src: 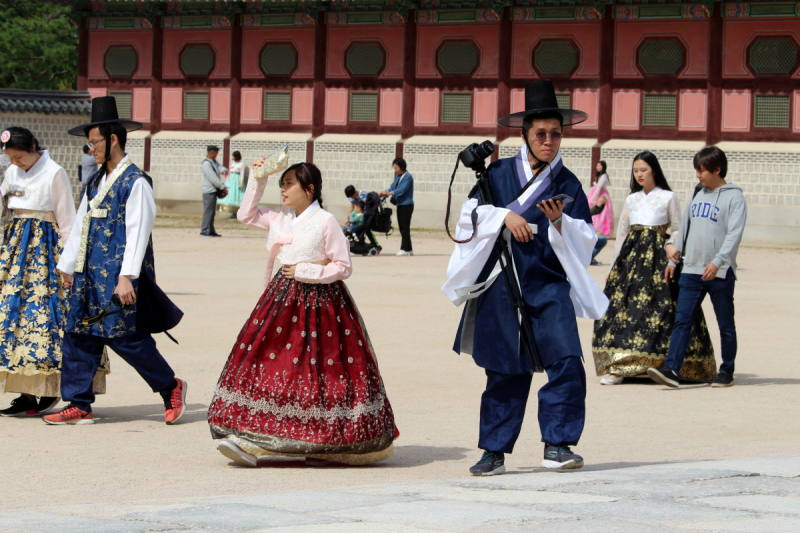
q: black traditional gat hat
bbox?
[68,96,143,137]
[497,80,588,128]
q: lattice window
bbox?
[184,92,209,120]
[109,92,132,119]
[346,43,385,77]
[556,93,571,110]
[437,42,479,76]
[533,41,578,76]
[638,40,685,75]
[105,46,138,77]
[749,39,799,75]
[349,92,378,122]
[264,92,291,121]
[441,93,472,123]
[180,44,215,77]
[260,44,297,76]
[754,95,790,128]
[642,94,676,126]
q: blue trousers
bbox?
[61,332,176,412]
[592,235,607,261]
[478,356,586,453]
[665,269,737,375]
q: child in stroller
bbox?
[343,200,365,235]
[345,191,393,256]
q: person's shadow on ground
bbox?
[91,402,209,425]
[220,444,472,469]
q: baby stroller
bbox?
[348,192,393,256]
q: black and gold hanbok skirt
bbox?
[592,225,716,381]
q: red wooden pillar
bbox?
[597,5,615,146]
[593,5,616,177]
[229,15,244,139]
[400,12,417,143]
[706,8,724,147]
[146,16,164,172]
[310,14,327,163]
[77,18,89,91]
[494,7,513,154]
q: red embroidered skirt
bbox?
[208,273,398,464]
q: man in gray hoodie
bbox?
[648,146,747,389]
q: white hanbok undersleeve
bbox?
[547,215,609,320]
[441,198,509,305]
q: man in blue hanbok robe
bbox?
[443,81,608,475]
[44,96,187,426]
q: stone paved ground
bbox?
[1,219,799,532]
[3,455,800,532]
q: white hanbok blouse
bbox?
[0,150,76,242]
[613,186,681,260]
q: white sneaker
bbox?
[600,374,624,385]
[217,438,257,467]
[396,250,413,256]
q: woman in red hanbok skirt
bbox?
[208,152,398,467]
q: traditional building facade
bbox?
[42,1,800,241]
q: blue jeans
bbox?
[592,236,607,261]
[478,356,586,453]
[665,269,737,375]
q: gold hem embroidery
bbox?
[212,385,387,423]
[0,369,108,396]
[228,436,395,465]
[592,347,716,381]
[211,423,395,462]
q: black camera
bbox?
[459,140,495,172]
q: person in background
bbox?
[344,185,381,251]
[0,127,84,417]
[588,160,614,240]
[593,151,715,386]
[79,144,97,201]
[381,158,414,256]
[590,196,608,265]
[201,145,226,237]
[218,150,244,218]
[648,146,747,389]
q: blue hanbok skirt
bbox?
[0,213,108,397]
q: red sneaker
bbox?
[43,405,94,425]
[164,378,187,425]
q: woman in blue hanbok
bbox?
[0,127,108,417]
[218,150,245,217]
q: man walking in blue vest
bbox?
[45,96,186,426]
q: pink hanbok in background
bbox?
[588,172,614,237]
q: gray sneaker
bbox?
[647,367,680,388]
[469,451,506,476]
[542,444,584,470]
[711,372,734,388]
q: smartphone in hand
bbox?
[548,194,574,205]
[550,194,574,205]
